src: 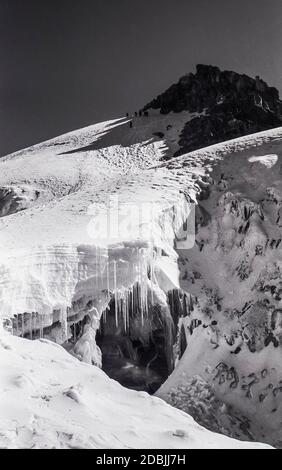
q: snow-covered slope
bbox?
[0,112,198,347]
[1,110,282,448]
[0,333,270,449]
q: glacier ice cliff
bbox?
[1,112,282,447]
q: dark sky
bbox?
[1,0,282,156]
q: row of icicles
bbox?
[102,246,162,332]
[3,246,164,340]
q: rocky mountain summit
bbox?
[144,64,282,156]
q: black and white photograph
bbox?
[1,0,282,452]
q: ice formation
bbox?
[1,111,282,447]
[0,114,196,391]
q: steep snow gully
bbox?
[1,112,282,447]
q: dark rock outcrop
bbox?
[144,64,282,156]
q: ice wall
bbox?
[0,187,194,369]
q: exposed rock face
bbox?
[0,185,39,217]
[144,64,282,156]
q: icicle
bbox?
[106,255,110,296]
[113,260,118,327]
[33,313,37,338]
[121,292,124,331]
[144,267,148,318]
[138,248,144,326]
[121,294,124,332]
[98,246,100,291]
[150,249,154,306]
[103,253,110,325]
[21,315,24,337]
[124,291,127,332]
[98,246,102,291]
[148,245,159,310]
[61,307,68,343]
[29,313,33,340]
[39,314,43,339]
[116,290,119,325]
[97,246,100,290]
[95,246,98,291]
[104,303,107,325]
[15,315,19,336]
[131,285,134,320]
[124,289,130,332]
[126,290,130,331]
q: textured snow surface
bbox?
[0,334,270,449]
[1,111,282,448]
[0,114,195,319]
[1,114,282,321]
